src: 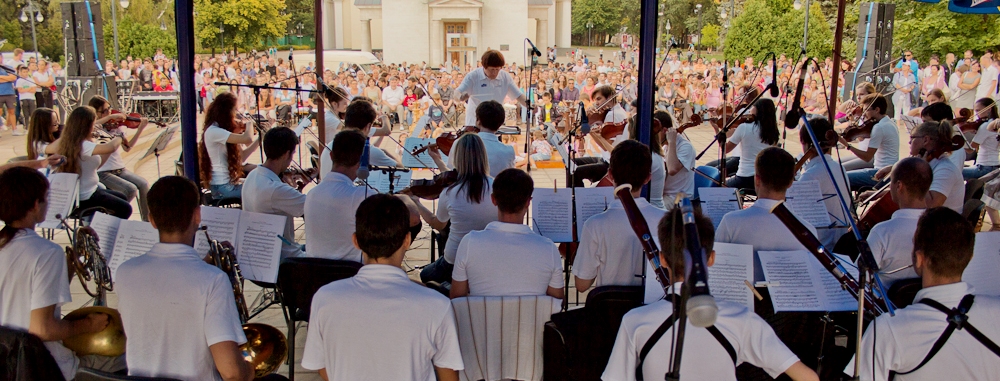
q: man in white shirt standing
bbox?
[242,127,306,259]
[853,207,1000,381]
[380,76,405,127]
[841,94,900,191]
[450,168,564,299]
[977,54,998,101]
[603,207,819,381]
[117,176,263,381]
[574,140,666,292]
[302,194,464,380]
[455,50,528,127]
[863,157,931,288]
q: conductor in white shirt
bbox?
[862,157,931,288]
[301,194,464,381]
[242,127,306,259]
[455,50,528,127]
[853,207,1000,381]
[450,168,564,299]
[603,207,820,381]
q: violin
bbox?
[857,184,897,232]
[841,118,878,142]
[955,108,989,134]
[676,114,704,134]
[592,121,628,140]
[707,113,755,131]
[401,170,458,200]
[793,130,839,173]
[93,125,130,150]
[411,126,479,156]
[282,166,318,192]
[106,110,166,129]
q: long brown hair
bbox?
[0,167,49,250]
[57,106,98,175]
[26,108,57,159]
[450,133,490,204]
[198,92,243,188]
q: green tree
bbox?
[886,0,1000,61]
[701,23,720,49]
[723,0,832,60]
[116,18,176,59]
[572,0,624,43]
[97,0,177,61]
[194,0,289,53]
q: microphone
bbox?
[679,197,717,328]
[526,38,542,57]
[578,101,591,134]
[288,47,293,62]
[358,138,371,180]
[784,60,809,129]
[769,56,779,97]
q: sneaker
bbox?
[12,129,25,136]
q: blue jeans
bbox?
[963,165,1000,180]
[420,257,454,284]
[210,183,243,200]
[847,168,881,191]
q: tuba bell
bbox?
[202,227,288,378]
[61,222,127,357]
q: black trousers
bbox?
[706,156,740,178]
[77,188,133,219]
[572,157,609,188]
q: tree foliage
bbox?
[116,18,177,59]
[571,0,624,37]
[701,23,720,49]
[885,0,1000,61]
[194,0,289,52]
[723,0,832,61]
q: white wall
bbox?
[481,0,528,66]
[381,0,429,63]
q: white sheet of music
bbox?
[786,180,832,227]
[575,187,613,238]
[401,138,435,168]
[107,220,158,279]
[41,173,79,229]
[234,211,286,283]
[642,242,755,308]
[963,232,1000,297]
[363,168,412,194]
[697,187,739,229]
[88,212,121,260]
[758,250,858,312]
[531,187,573,243]
[194,206,243,257]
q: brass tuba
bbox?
[202,227,288,378]
[61,223,127,357]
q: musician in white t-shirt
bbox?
[319,98,400,175]
[302,194,464,380]
[242,127,306,259]
[862,157,931,288]
[573,140,667,291]
[842,94,900,191]
[603,206,819,381]
[852,207,1000,381]
[572,85,629,187]
[795,117,850,248]
[0,167,124,380]
[199,92,260,200]
[874,121,965,212]
[89,95,152,221]
[450,168,564,299]
[660,111,697,203]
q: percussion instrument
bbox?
[133,91,180,125]
[61,225,127,357]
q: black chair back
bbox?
[544,286,644,381]
[75,369,180,381]
[0,326,66,381]
[965,177,986,203]
[277,257,363,321]
[887,278,923,308]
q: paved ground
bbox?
[0,109,978,379]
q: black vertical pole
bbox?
[636,0,658,197]
[176,0,199,182]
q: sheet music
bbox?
[401,138,435,168]
[88,212,122,260]
[234,211,286,283]
[758,250,857,312]
[41,173,79,229]
[194,206,242,257]
[107,221,158,278]
[963,232,1000,297]
[697,187,739,229]
[786,180,832,227]
[531,188,573,243]
[363,168,412,194]
[642,242,755,307]
[575,187,613,238]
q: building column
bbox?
[537,19,548,53]
[333,0,345,49]
[360,19,372,53]
[555,0,571,48]
[322,0,335,49]
[470,18,480,60]
[430,19,443,67]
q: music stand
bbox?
[141,126,179,178]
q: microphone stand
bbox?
[694,82,774,181]
[368,165,410,194]
[524,42,539,177]
[223,81,319,163]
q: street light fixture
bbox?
[586,21,594,47]
[20,11,28,23]
[694,4,703,59]
[20,2,41,61]
[793,0,803,10]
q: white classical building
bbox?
[320,0,572,66]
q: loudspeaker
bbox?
[62,2,106,77]
[78,75,121,109]
[854,3,895,81]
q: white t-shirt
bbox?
[972,120,1000,166]
[451,221,564,296]
[241,166,305,259]
[380,85,405,106]
[203,124,234,185]
[604,294,800,381]
[456,68,524,126]
[796,154,851,248]
[117,243,247,381]
[301,265,465,378]
[31,70,51,90]
[662,135,697,203]
[320,135,396,176]
[649,152,666,209]
[437,178,499,263]
[728,122,773,177]
[0,230,78,380]
[716,198,818,282]
[863,208,921,288]
[323,110,342,144]
[869,116,901,169]
[79,141,102,200]
[97,126,126,172]
[977,65,999,100]
[929,156,965,213]
[304,172,372,262]
[573,197,666,288]
[446,131,516,177]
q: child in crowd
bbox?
[14,66,37,135]
[529,130,553,167]
[425,94,445,138]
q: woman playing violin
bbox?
[724,98,779,191]
[89,95,152,221]
[961,98,1000,180]
[198,92,259,200]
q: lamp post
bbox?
[110,0,130,63]
[219,23,225,54]
[694,3,703,59]
[296,23,303,45]
[719,4,727,50]
[586,21,594,47]
[794,0,811,52]
[19,1,42,61]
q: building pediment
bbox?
[429,0,483,8]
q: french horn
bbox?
[62,224,126,357]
